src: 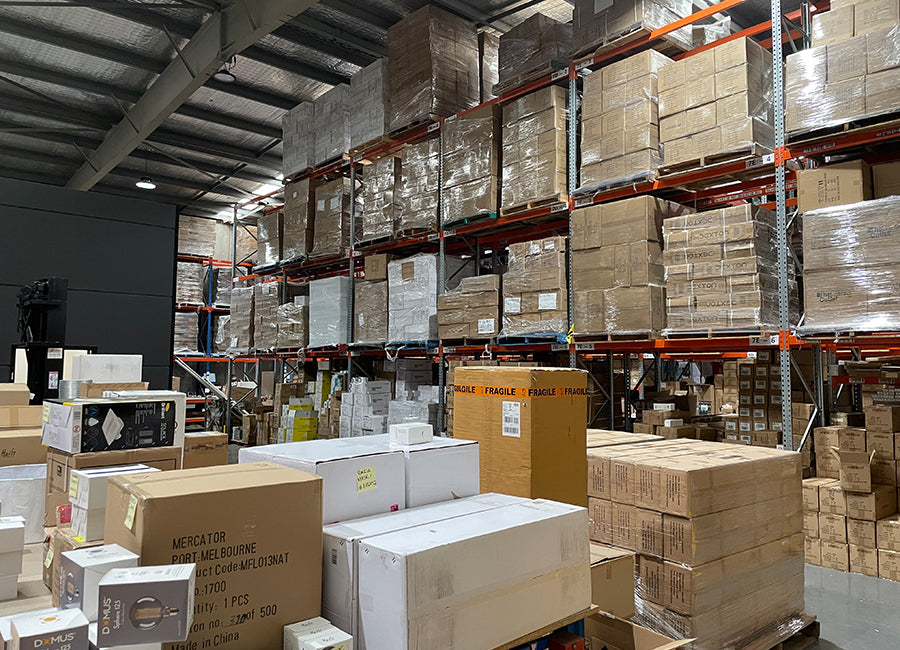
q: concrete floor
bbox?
[807,565,900,649]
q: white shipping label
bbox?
[358,313,365,326]
[502,401,521,438]
[330,197,341,210]
[317,200,326,212]
[529,242,541,255]
[538,293,558,310]
[504,297,522,314]
[477,318,495,335]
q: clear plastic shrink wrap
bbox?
[396,139,440,233]
[438,275,502,339]
[501,236,568,336]
[479,32,500,102]
[350,59,390,150]
[173,312,199,354]
[227,285,254,355]
[802,196,900,332]
[313,84,352,165]
[176,262,204,305]
[177,216,216,258]
[311,178,360,258]
[495,13,572,91]
[256,212,282,267]
[276,297,308,349]
[387,5,480,131]
[442,106,500,223]
[282,179,313,262]
[573,0,693,56]
[308,276,351,348]
[354,280,388,345]
[501,86,568,209]
[252,282,280,352]
[282,102,314,178]
[361,155,400,241]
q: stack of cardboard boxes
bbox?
[350,59,390,151]
[395,139,440,234]
[387,5,480,130]
[657,38,774,169]
[309,276,351,348]
[663,204,798,332]
[177,215,216,258]
[501,236,568,336]
[282,179,314,262]
[275,296,309,349]
[173,312,198,354]
[501,86,568,210]
[479,32,500,103]
[257,211,282,267]
[587,439,804,647]
[252,282,280,352]
[354,279,389,344]
[313,84,352,166]
[339,379,391,438]
[572,196,686,334]
[805,405,900,578]
[572,0,693,56]
[175,261,203,304]
[495,13,572,93]
[580,50,671,190]
[437,274,502,340]
[277,398,318,443]
[786,4,900,133]
[360,154,400,242]
[282,102,313,178]
[311,178,358,259]
[442,105,500,223]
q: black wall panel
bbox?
[0,178,177,388]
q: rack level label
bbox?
[427,122,440,133]
[551,68,568,81]
[427,233,440,242]
[749,335,778,346]
[551,202,568,213]
[574,197,594,208]
[551,344,568,351]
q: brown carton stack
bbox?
[657,38,774,169]
[311,177,358,258]
[227,285,253,354]
[282,103,313,179]
[387,5,480,130]
[256,212,282,267]
[501,86,568,211]
[438,274,502,339]
[396,139,440,234]
[252,282,279,352]
[572,0,692,57]
[479,32,500,103]
[580,50,672,190]
[501,236,568,336]
[572,196,688,334]
[354,280,388,344]
[312,84,352,166]
[282,179,314,262]
[802,195,900,332]
[587,439,804,648]
[442,105,500,223]
[663,204,799,332]
[360,155,400,242]
[275,297,308,349]
[350,59,390,151]
[495,13,572,93]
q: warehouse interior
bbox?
[0,0,899,648]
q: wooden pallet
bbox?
[442,211,498,230]
[394,226,437,241]
[493,60,568,96]
[500,193,568,217]
[389,114,440,139]
[310,153,350,175]
[658,143,773,179]
[576,330,663,343]
[788,112,900,148]
[573,22,691,62]
[573,170,659,198]
[440,337,496,349]
[349,133,393,159]
[356,234,393,250]
[744,613,819,650]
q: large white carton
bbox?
[0,517,24,577]
[0,465,45,543]
[357,500,591,650]
[322,493,526,638]
[72,355,142,383]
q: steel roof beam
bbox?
[288,15,386,58]
[271,23,377,68]
[318,0,394,30]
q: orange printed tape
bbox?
[452,384,587,398]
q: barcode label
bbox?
[502,401,521,438]
[551,68,567,81]
[331,548,337,565]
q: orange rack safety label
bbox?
[452,384,587,398]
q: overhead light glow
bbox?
[213,69,236,83]
[135,176,156,190]
[275,173,284,181]
[257,184,280,195]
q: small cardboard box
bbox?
[590,543,635,619]
[819,482,846,515]
[847,518,876,548]
[849,544,879,577]
[797,161,872,214]
[879,549,900,580]
[838,427,867,452]
[878,515,900,551]
[868,431,898,460]
[59,544,140,621]
[584,613,690,650]
[835,449,876,493]
[0,406,42,429]
[0,428,46,466]
[803,511,819,538]
[11,609,89,650]
[845,484,897,520]
[820,541,850,571]
[802,477,836,511]
[819,513,847,544]
[866,405,900,433]
[182,432,228,469]
[0,385,30,407]
[805,537,821,565]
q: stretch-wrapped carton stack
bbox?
[387,5,480,130]
[309,276,351,348]
[257,212,282,267]
[802,195,900,332]
[573,0,692,56]
[253,282,280,352]
[572,196,688,334]
[311,178,358,259]
[177,216,216,258]
[276,296,309,349]
[502,86,568,210]
[227,286,253,354]
[442,105,501,224]
[283,179,314,262]
[176,262,203,305]
[663,204,798,332]
[354,280,388,344]
[313,84,352,166]
[495,13,572,92]
[479,32,500,102]
[173,313,198,354]
[361,155,400,242]
[282,103,314,178]
[387,253,471,342]
[502,236,568,336]
[396,139,440,234]
[658,38,774,169]
[581,50,671,190]
[438,274,502,339]
[587,438,804,648]
[350,59,390,150]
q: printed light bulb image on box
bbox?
[97,564,195,645]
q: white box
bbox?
[239,440,406,523]
[0,551,21,580]
[72,355,142,383]
[300,627,353,650]
[97,565,195,646]
[71,506,105,543]
[390,436,479,508]
[322,493,527,638]
[69,465,156,511]
[101,391,187,454]
[60,544,140,622]
[89,622,162,650]
[0,576,15,601]
[309,277,352,348]
[285,617,333,650]
[11,609,89,650]
[357,500,591,650]
[664,418,684,427]
[389,423,433,445]
[0,608,57,647]
[0,517,24,568]
[0,465,45,544]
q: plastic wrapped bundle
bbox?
[313,84,352,165]
[573,0,693,56]
[501,236,568,336]
[178,216,216,258]
[361,155,400,242]
[311,178,358,258]
[351,59,390,150]
[282,102,314,178]
[176,262,204,305]
[396,139,440,234]
[443,106,501,224]
[213,269,231,307]
[252,282,280,352]
[174,312,199,354]
[214,314,228,354]
[495,13,572,92]
[501,86,568,209]
[256,212,282,267]
[227,286,254,354]
[309,276,351,348]
[479,32,500,103]
[276,297,308,349]
[283,179,313,262]
[438,274,501,339]
[354,280,388,344]
[234,223,257,266]
[388,399,440,428]
[803,196,900,332]
[387,5,480,130]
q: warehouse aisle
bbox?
[807,565,900,648]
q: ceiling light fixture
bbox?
[213,69,236,83]
[136,176,156,190]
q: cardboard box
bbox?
[847,518,876,548]
[356,500,590,650]
[0,384,30,407]
[845,484,897,520]
[805,536,821,565]
[11,609,88,650]
[819,513,847,543]
[849,544,879,577]
[0,428,46,466]
[590,497,613,544]
[637,554,664,605]
[802,477,836,511]
[838,426,867,452]
[873,161,900,198]
[797,161,872,213]
[104,463,323,650]
[820,541,850,571]
[819,482,846,515]
[867,405,900,432]
[803,510,819,538]
[590,543,635,619]
[182,432,228,469]
[879,549,900,580]
[583,613,690,650]
[45,528,102,606]
[0,406,42,429]
[879,515,900,551]
[59,544,140,621]
[837,449,876,492]
[811,5,854,46]
[452,367,587,506]
[364,254,394,282]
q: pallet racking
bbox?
[219,0,900,451]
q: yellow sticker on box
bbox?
[42,403,50,423]
[69,475,79,500]
[125,494,138,530]
[43,543,54,568]
[357,466,377,493]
